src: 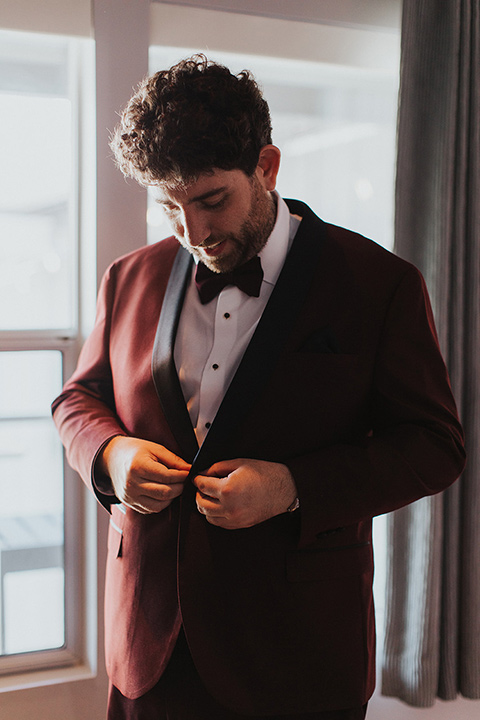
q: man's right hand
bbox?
[98,436,191,514]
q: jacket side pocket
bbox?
[108,504,126,558]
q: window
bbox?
[0,351,64,656]
[0,29,94,675]
[0,32,76,331]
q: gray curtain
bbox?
[381,0,480,706]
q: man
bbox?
[52,56,465,719]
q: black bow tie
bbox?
[195,255,264,305]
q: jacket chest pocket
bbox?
[286,542,372,583]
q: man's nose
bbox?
[182,209,210,247]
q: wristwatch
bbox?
[287,496,300,512]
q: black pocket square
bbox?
[300,326,341,354]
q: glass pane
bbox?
[0,351,65,656]
[0,30,75,330]
[148,47,398,251]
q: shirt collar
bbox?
[259,192,301,286]
[189,191,301,284]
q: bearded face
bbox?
[151,166,277,273]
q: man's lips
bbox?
[202,239,227,257]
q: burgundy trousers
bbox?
[107,630,368,720]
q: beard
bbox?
[183,177,277,274]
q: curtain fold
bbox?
[382,0,480,706]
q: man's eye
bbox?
[203,196,226,210]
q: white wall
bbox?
[152,0,402,32]
[1,1,478,718]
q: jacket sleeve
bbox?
[52,263,127,509]
[286,265,466,548]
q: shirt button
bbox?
[205,422,211,429]
[224,312,231,319]
[212,363,219,370]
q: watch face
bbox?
[288,497,300,512]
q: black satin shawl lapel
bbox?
[190,200,327,474]
[151,246,199,462]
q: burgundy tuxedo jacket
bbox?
[52,199,465,715]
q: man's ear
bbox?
[255,145,281,191]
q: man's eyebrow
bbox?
[155,185,229,206]
[189,186,229,203]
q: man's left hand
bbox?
[193,458,297,529]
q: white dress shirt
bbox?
[174,194,301,444]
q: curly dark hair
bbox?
[110,55,273,186]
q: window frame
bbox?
[0,33,96,683]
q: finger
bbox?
[197,490,221,506]
[193,474,223,499]
[120,491,160,514]
[125,497,172,515]
[136,461,190,484]
[119,497,145,514]
[150,446,191,471]
[195,490,221,515]
[124,478,186,512]
[196,504,226,520]
[148,468,190,485]
[202,460,241,477]
[129,479,185,505]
